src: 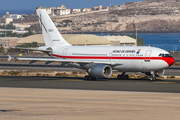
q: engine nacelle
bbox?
[145,69,165,77]
[155,69,165,77]
[89,64,112,78]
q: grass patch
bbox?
[27,69,40,72]
[72,71,78,74]
[7,71,21,76]
[167,76,176,79]
[55,72,69,77]
[43,70,53,73]
[36,73,41,76]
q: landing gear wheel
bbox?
[125,75,129,80]
[150,77,156,81]
[84,75,88,80]
[84,75,96,80]
[117,75,121,79]
[117,74,129,80]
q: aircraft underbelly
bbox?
[113,60,142,72]
[113,59,168,72]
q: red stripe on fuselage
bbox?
[51,54,175,66]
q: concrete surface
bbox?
[0,87,180,120]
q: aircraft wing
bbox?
[11,47,52,53]
[8,55,122,65]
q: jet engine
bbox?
[145,69,165,77]
[154,69,165,77]
[89,64,112,78]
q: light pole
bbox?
[101,25,103,36]
[5,24,7,47]
[109,0,111,11]
[133,22,138,46]
[136,26,137,41]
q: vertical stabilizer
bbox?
[36,9,71,46]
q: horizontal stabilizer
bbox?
[11,47,52,52]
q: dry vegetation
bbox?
[0,70,179,80]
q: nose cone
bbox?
[165,57,175,66]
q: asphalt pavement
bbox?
[0,76,180,93]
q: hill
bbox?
[15,0,180,33]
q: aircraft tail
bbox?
[36,9,71,46]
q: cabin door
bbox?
[62,48,68,59]
[108,52,112,62]
[144,50,152,62]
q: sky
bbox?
[0,0,145,10]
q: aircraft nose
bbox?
[166,57,175,66]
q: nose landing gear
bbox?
[150,71,156,81]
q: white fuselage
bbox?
[40,46,175,72]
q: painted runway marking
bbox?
[154,82,177,84]
[0,116,60,120]
[43,79,83,82]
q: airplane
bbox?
[8,9,175,81]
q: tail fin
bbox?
[36,9,71,46]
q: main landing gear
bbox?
[84,75,96,80]
[117,72,129,80]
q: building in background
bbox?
[103,36,137,46]
[81,8,91,12]
[0,37,21,48]
[36,5,109,16]
[36,5,67,15]
[60,9,71,16]
[17,34,137,46]
[71,9,81,14]
[0,29,16,35]
[10,14,22,19]
[2,12,22,19]
[5,18,13,24]
[92,5,102,10]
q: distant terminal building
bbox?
[17,34,137,46]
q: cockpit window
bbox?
[159,53,172,57]
[158,54,162,57]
